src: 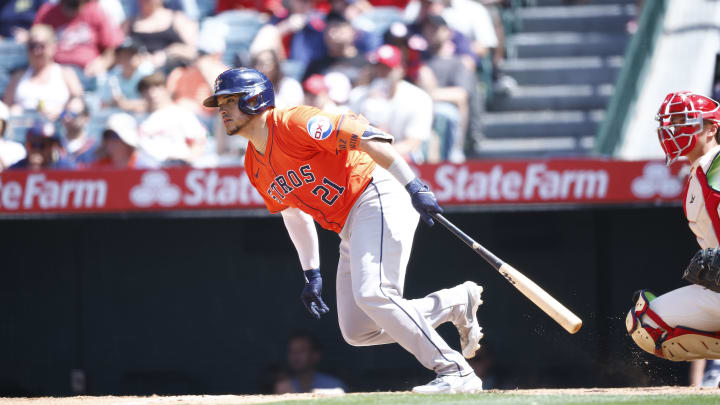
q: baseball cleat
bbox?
[412,373,483,394]
[455,281,484,359]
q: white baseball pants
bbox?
[647,285,720,331]
[336,167,473,376]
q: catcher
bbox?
[626,91,720,361]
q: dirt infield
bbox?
[1,387,719,405]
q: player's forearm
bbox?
[359,138,401,170]
[281,207,320,270]
[360,138,417,186]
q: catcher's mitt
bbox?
[683,248,720,293]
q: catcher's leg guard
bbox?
[626,289,720,361]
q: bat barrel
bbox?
[432,213,583,334]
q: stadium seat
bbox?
[281,59,305,81]
[0,40,28,73]
[214,10,266,66]
[352,7,404,36]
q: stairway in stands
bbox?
[478,0,637,158]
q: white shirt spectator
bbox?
[0,100,25,171]
[138,105,208,164]
[404,0,498,48]
[350,79,433,162]
[276,76,305,109]
[445,0,497,48]
[0,138,26,171]
[99,0,127,26]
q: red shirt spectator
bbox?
[216,0,285,15]
[367,0,408,7]
[34,0,124,74]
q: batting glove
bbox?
[301,269,330,320]
[406,178,444,226]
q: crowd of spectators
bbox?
[0,0,511,172]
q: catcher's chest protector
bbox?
[684,146,720,249]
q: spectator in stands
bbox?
[284,330,347,393]
[98,0,127,26]
[3,24,84,121]
[92,112,157,168]
[166,19,230,123]
[303,72,351,113]
[252,49,304,109]
[137,72,208,166]
[302,11,368,84]
[382,22,424,82]
[0,0,45,42]
[404,0,492,71]
[216,0,285,16]
[349,44,433,163]
[0,101,26,172]
[303,74,334,110]
[61,96,96,165]
[270,0,327,65]
[479,0,507,68]
[97,37,155,114]
[126,0,199,71]
[9,119,76,170]
[125,0,201,21]
[328,0,371,22]
[416,14,484,162]
[34,0,125,77]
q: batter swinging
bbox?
[204,67,484,393]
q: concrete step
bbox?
[483,109,604,138]
[473,135,595,159]
[517,4,635,32]
[489,84,614,111]
[500,56,622,85]
[509,32,629,58]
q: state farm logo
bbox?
[631,163,683,198]
[0,173,107,210]
[130,171,181,207]
[433,163,608,202]
[128,169,265,208]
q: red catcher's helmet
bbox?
[656,91,720,165]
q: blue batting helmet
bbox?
[203,67,275,115]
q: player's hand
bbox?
[406,178,444,226]
[301,269,330,319]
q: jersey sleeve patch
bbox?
[306,115,334,141]
[362,125,394,143]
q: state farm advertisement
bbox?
[0,159,687,215]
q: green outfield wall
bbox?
[0,207,696,396]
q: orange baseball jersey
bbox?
[245,105,393,233]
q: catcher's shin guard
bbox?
[626,289,720,361]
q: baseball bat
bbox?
[432,213,583,334]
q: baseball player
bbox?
[204,67,484,393]
[626,91,720,363]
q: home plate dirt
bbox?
[1,387,719,405]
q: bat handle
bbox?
[432,213,503,269]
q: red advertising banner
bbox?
[0,159,688,215]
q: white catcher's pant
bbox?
[647,285,720,331]
[336,167,473,376]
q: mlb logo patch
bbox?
[307,116,333,140]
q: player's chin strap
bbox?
[626,289,720,361]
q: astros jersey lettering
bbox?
[245,106,389,232]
